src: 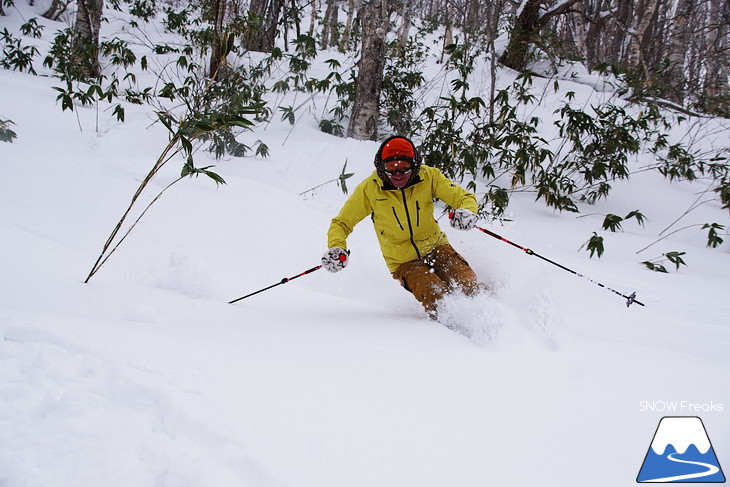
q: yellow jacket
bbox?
[327,165,478,273]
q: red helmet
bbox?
[374,136,422,188]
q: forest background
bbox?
[2,0,728,264]
[1,0,730,485]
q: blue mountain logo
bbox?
[638,416,725,483]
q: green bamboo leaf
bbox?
[181,159,194,177]
[255,141,269,158]
[156,111,174,133]
[623,210,646,227]
[602,214,623,232]
[229,118,254,128]
[702,223,725,248]
[112,104,125,122]
[642,261,668,273]
[586,232,604,258]
[0,118,17,143]
[202,169,226,186]
[223,33,235,57]
[180,136,193,154]
[665,251,687,270]
[192,121,215,132]
[59,93,73,111]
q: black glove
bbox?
[322,247,349,273]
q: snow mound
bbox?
[0,324,282,487]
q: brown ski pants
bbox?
[392,244,483,318]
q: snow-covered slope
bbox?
[1,5,728,486]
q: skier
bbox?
[322,135,485,319]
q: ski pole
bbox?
[229,265,323,304]
[450,213,644,307]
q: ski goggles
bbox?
[383,159,413,176]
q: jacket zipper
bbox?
[400,189,422,260]
[416,200,421,226]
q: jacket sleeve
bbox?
[430,167,478,213]
[327,178,373,250]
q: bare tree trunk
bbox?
[498,0,542,70]
[308,0,320,36]
[627,0,659,71]
[440,4,453,63]
[569,3,588,63]
[283,6,290,51]
[347,0,388,141]
[341,0,360,50]
[321,0,337,49]
[583,0,610,68]
[397,0,412,53]
[283,0,305,51]
[640,0,668,75]
[329,2,340,48]
[265,0,284,50]
[463,0,482,44]
[488,0,503,124]
[246,0,265,50]
[290,0,302,38]
[245,0,284,52]
[72,0,104,79]
[208,0,229,79]
[42,0,73,20]
[606,0,627,64]
[663,0,694,102]
[686,15,703,100]
[704,0,729,111]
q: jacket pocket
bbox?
[392,207,404,230]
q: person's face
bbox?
[384,159,413,189]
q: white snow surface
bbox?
[1,5,729,487]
